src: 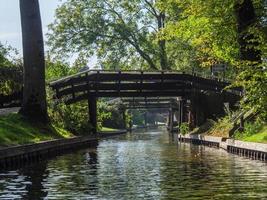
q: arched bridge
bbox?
[49,70,242,133]
[50,70,240,104]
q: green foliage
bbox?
[0,42,16,66]
[236,63,267,119]
[47,88,91,135]
[0,42,22,95]
[101,127,118,132]
[163,0,267,118]
[180,122,189,135]
[46,59,72,81]
[0,114,73,146]
[45,58,96,135]
[45,56,87,82]
[131,109,145,126]
[207,116,233,137]
[100,101,131,129]
[234,120,264,140]
[162,0,239,68]
[238,125,267,143]
[97,101,112,130]
[47,0,172,70]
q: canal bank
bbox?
[0,130,127,170]
[178,134,267,162]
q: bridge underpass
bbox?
[108,97,181,131]
[107,98,169,130]
[49,70,242,134]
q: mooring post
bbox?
[88,97,97,134]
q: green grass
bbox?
[0,114,73,147]
[100,127,119,132]
[240,125,267,144]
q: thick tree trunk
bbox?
[235,0,261,62]
[158,13,169,70]
[19,0,48,122]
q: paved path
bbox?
[0,107,20,116]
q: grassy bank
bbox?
[101,127,120,132]
[0,113,73,147]
[190,116,267,143]
[235,125,267,144]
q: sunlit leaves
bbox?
[47,0,166,70]
[163,0,239,67]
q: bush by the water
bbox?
[234,120,264,140]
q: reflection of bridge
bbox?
[50,70,241,133]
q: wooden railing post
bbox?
[88,97,97,134]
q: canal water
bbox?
[0,129,267,199]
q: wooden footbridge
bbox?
[50,70,239,104]
[49,70,242,133]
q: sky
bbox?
[0,0,63,54]
[0,0,98,67]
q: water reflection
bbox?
[0,129,267,199]
[22,162,48,199]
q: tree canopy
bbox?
[48,0,172,70]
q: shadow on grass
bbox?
[0,113,73,146]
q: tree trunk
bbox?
[19,0,48,122]
[158,13,169,70]
[235,0,261,62]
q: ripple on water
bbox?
[0,131,267,199]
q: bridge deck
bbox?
[49,70,241,104]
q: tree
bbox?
[48,0,170,70]
[0,42,22,95]
[19,0,48,122]
[0,42,13,67]
[163,0,240,68]
[235,0,262,62]
[163,0,267,118]
[235,0,267,118]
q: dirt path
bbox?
[0,107,20,116]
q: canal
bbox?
[1,129,267,199]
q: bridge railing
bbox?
[48,69,242,104]
[49,69,232,86]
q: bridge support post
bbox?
[122,109,126,129]
[169,108,174,132]
[179,100,184,127]
[88,97,97,134]
[177,99,186,133]
[128,110,133,132]
[144,111,148,128]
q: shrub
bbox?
[180,122,189,135]
[234,120,263,140]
